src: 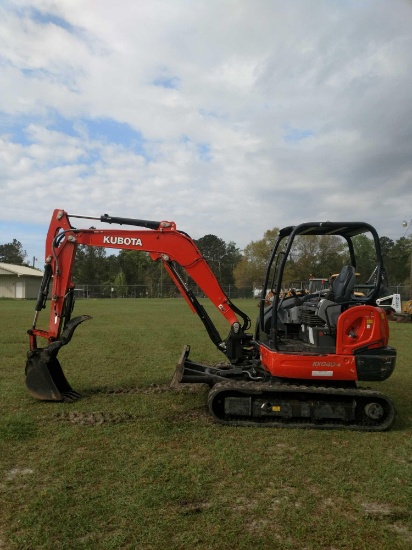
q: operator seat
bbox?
[331,265,356,303]
[317,265,356,328]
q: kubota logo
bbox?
[103,236,143,246]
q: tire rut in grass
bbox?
[53,385,210,426]
[54,411,141,425]
[178,499,211,515]
[84,383,209,396]
[54,406,212,427]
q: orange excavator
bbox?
[26,209,397,430]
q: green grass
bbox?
[1,298,411,549]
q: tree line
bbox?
[1,228,411,294]
[71,234,242,297]
[234,229,412,291]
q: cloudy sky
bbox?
[1,0,412,266]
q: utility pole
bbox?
[409,245,412,300]
[402,220,412,299]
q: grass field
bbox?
[1,298,411,549]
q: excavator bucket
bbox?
[25,315,92,401]
[25,350,80,401]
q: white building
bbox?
[0,263,43,299]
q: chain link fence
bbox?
[73,283,254,300]
[73,283,411,301]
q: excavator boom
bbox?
[26,209,254,401]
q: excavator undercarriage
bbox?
[208,381,395,431]
[173,346,396,431]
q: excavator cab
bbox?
[257,221,389,354]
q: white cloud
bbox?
[1,0,412,265]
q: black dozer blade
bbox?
[25,315,92,402]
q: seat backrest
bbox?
[332,265,356,303]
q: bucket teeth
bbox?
[61,391,82,402]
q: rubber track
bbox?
[207,380,396,431]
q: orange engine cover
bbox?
[259,306,390,382]
[335,305,389,354]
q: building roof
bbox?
[0,263,43,277]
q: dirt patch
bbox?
[54,411,140,425]
[4,468,34,481]
[1,467,35,495]
[389,523,412,543]
[390,314,412,323]
[85,383,209,396]
[179,499,210,515]
[360,501,410,520]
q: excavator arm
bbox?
[26,209,254,401]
